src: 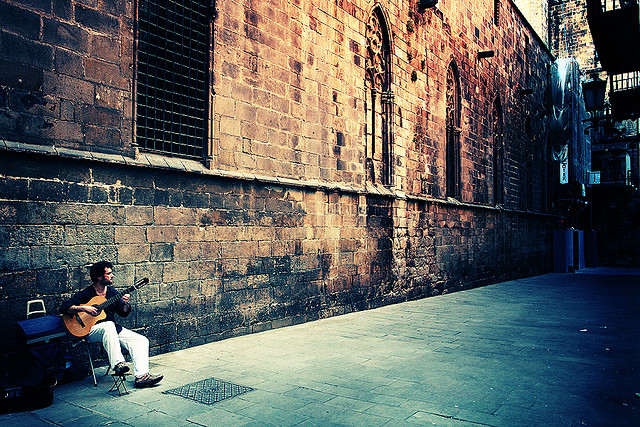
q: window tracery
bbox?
[445,63,461,198]
[365,8,393,186]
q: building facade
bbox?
[0,0,554,357]
[546,0,640,266]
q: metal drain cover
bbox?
[164,377,254,405]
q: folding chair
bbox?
[27,299,99,387]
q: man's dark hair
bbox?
[90,261,114,283]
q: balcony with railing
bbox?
[592,148,636,187]
[586,0,640,74]
[609,71,640,120]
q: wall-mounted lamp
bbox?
[582,73,607,112]
[477,50,495,59]
[418,0,438,11]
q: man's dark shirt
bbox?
[59,286,130,333]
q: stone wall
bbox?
[513,0,549,46]
[548,0,598,72]
[0,0,554,359]
[0,147,551,356]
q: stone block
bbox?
[0,61,43,92]
[87,205,125,225]
[85,58,128,90]
[0,246,31,273]
[74,4,119,36]
[81,104,121,127]
[124,206,153,225]
[29,179,66,202]
[182,191,210,208]
[43,19,89,52]
[0,270,37,298]
[115,226,146,243]
[43,73,94,104]
[154,206,197,226]
[94,85,124,110]
[133,187,155,206]
[151,242,173,262]
[1,31,54,70]
[53,0,73,20]
[117,243,150,264]
[90,33,120,63]
[85,125,122,149]
[0,177,29,200]
[147,226,178,243]
[173,242,201,262]
[65,183,90,203]
[0,3,42,40]
[36,267,69,295]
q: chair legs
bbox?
[81,338,129,391]
[83,338,97,387]
[108,373,130,395]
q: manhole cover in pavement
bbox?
[163,377,254,405]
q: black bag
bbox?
[0,382,55,413]
[16,315,66,380]
[0,315,66,413]
[0,356,56,413]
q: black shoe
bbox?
[135,373,163,388]
[114,362,130,376]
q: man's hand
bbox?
[122,294,130,304]
[84,306,99,316]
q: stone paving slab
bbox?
[1,267,638,426]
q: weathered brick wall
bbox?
[397,199,551,297]
[513,0,549,46]
[0,0,554,360]
[0,0,134,155]
[548,0,598,72]
[212,0,368,184]
[400,1,551,211]
[0,149,396,355]
[0,147,550,357]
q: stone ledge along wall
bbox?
[0,0,553,359]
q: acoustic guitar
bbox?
[63,278,149,337]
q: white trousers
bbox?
[87,321,150,378]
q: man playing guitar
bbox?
[59,261,163,388]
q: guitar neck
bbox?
[96,278,148,310]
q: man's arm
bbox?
[67,304,100,316]
[110,289,132,318]
[59,287,95,315]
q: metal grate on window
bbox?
[137,0,209,159]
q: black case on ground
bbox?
[0,377,55,413]
[0,315,66,413]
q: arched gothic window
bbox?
[492,97,504,205]
[365,7,393,186]
[445,62,461,198]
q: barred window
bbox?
[136,0,210,159]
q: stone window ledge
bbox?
[1,139,550,217]
[0,139,364,195]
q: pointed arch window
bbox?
[365,7,393,186]
[445,62,461,198]
[492,97,504,205]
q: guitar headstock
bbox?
[132,277,149,290]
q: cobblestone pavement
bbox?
[2,267,638,426]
